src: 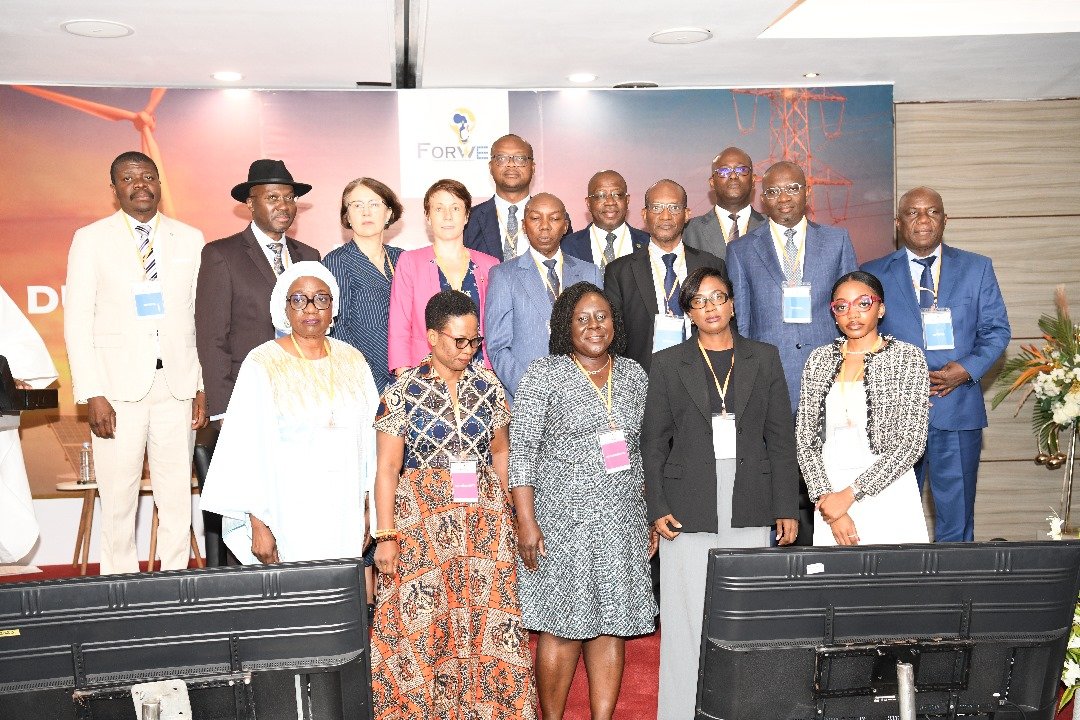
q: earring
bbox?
[345,220,351,229]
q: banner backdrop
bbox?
[0,84,893,490]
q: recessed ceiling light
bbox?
[803,72,821,78]
[61,19,134,39]
[649,27,712,45]
[212,71,244,82]
[568,72,597,84]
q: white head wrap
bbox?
[269,260,341,334]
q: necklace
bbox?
[842,335,883,355]
[289,333,336,426]
[573,353,611,376]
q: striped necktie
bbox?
[728,213,740,242]
[136,224,157,280]
[542,258,560,302]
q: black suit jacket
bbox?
[194,226,320,416]
[603,244,725,372]
[642,334,799,532]
[463,195,573,261]
[561,223,650,265]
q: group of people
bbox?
[59,136,1011,720]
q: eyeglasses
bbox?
[257,193,297,205]
[646,202,686,214]
[762,183,803,200]
[830,294,881,315]
[492,154,533,167]
[346,199,386,212]
[574,311,610,326]
[713,165,751,179]
[439,331,484,349]
[688,290,731,309]
[288,292,333,311]
[587,191,627,202]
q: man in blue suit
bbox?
[485,192,603,404]
[862,187,1010,542]
[561,170,649,268]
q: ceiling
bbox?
[1,0,1079,102]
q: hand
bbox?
[816,489,855,525]
[14,379,31,390]
[775,518,799,546]
[830,514,860,546]
[654,514,683,541]
[516,518,546,571]
[648,528,660,559]
[929,361,971,398]
[250,516,279,564]
[87,396,116,439]
[191,391,208,430]
[374,539,400,576]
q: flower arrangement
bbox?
[992,286,1080,463]
[1064,603,1080,712]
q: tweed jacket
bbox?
[795,337,929,502]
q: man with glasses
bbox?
[684,147,766,260]
[561,170,649,268]
[862,187,1010,542]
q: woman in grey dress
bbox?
[510,281,657,720]
[642,267,800,720]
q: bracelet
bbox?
[373,529,398,542]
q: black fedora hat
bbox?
[230,159,312,202]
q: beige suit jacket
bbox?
[64,211,205,403]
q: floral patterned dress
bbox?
[370,357,536,720]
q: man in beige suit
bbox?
[64,151,208,574]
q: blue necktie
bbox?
[542,258,560,302]
[662,253,682,317]
[914,255,937,308]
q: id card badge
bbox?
[450,457,479,503]
[133,281,165,319]
[922,307,955,350]
[711,413,737,459]
[782,283,812,324]
[598,428,631,474]
[652,313,685,354]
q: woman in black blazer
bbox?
[642,266,799,720]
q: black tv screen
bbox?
[0,560,372,720]
[697,541,1080,720]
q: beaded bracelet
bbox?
[373,529,398,542]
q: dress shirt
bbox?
[249,222,294,271]
[493,193,531,259]
[714,205,753,242]
[647,240,687,316]
[588,223,633,264]
[528,246,563,290]
[904,245,942,301]
[768,217,808,281]
[126,212,162,360]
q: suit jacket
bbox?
[682,207,766,261]
[484,252,603,404]
[195,226,320,417]
[603,244,726,373]
[65,211,205,403]
[560,223,650,266]
[862,244,1010,431]
[642,334,799,532]
[463,196,573,261]
[726,220,858,412]
[387,244,500,372]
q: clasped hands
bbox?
[816,488,860,546]
[654,514,798,546]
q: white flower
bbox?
[1049,515,1065,540]
[1063,659,1080,686]
[1070,632,1080,649]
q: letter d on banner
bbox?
[27,285,59,314]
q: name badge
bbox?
[782,283,812,324]
[922,307,955,350]
[711,413,737,459]
[133,280,165,319]
[652,313,685,354]
[598,428,631,474]
[450,457,479,503]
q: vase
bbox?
[1073,694,1080,720]
[1061,425,1080,532]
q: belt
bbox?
[155,359,164,369]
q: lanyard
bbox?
[698,342,734,415]
[434,252,470,292]
[532,253,560,299]
[649,250,681,316]
[914,253,941,307]
[383,249,396,278]
[572,354,614,427]
[289,334,335,410]
[123,214,160,280]
[838,337,882,420]
[770,223,807,283]
[714,207,741,242]
[592,225,628,264]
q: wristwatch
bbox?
[851,483,867,502]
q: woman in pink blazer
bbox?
[388,179,500,374]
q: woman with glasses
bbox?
[200,261,380,564]
[642,266,799,720]
[796,270,930,546]
[322,177,404,393]
[388,178,499,376]
[371,290,536,720]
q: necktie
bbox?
[504,205,519,259]
[603,232,617,266]
[727,213,740,242]
[136,224,157,280]
[782,227,800,284]
[267,243,285,275]
[915,255,937,308]
[542,258,560,302]
[662,253,682,317]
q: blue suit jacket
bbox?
[484,251,603,404]
[464,196,575,261]
[861,244,1010,431]
[726,220,858,412]
[561,223,650,266]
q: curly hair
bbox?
[548,281,627,357]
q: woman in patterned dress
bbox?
[510,281,657,720]
[371,290,536,720]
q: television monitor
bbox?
[696,541,1080,720]
[0,559,372,720]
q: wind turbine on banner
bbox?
[12,86,175,216]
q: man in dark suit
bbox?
[683,146,766,261]
[862,187,1010,542]
[561,170,649,268]
[604,179,725,373]
[463,134,535,261]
